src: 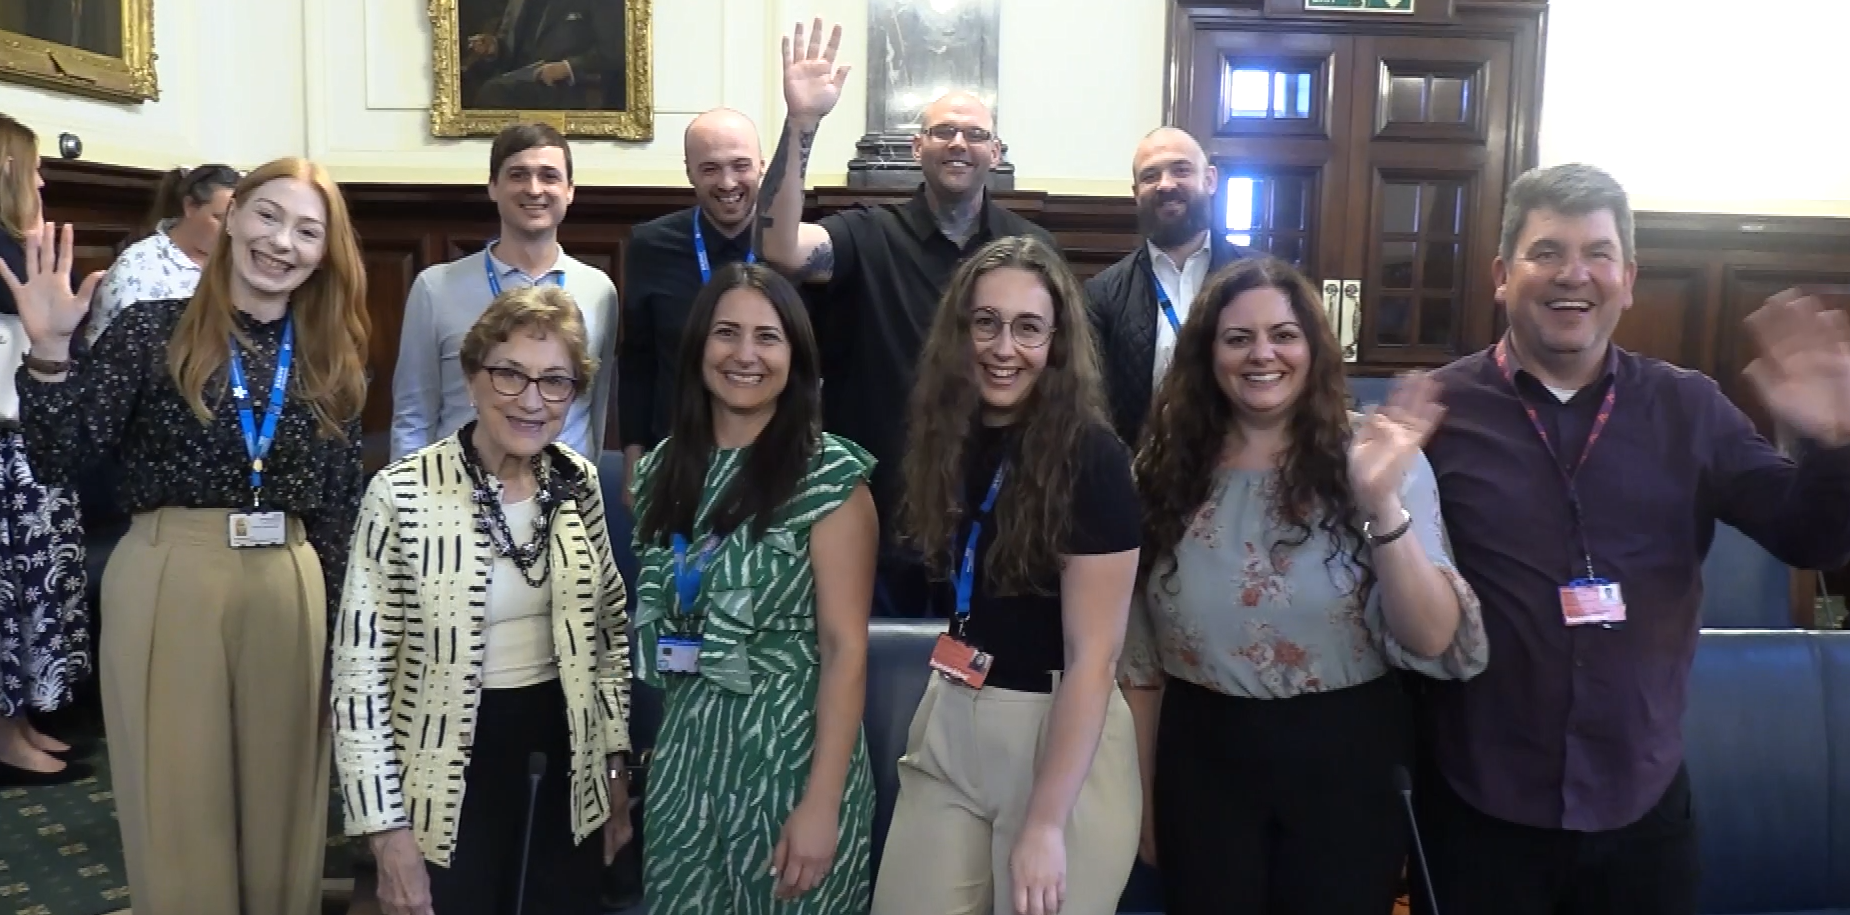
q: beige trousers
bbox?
[872,674,1142,915]
[101,508,330,915]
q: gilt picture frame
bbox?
[0,0,157,103]
[429,0,653,140]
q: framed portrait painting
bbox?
[0,0,157,103]
[430,0,654,140]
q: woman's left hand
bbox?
[1348,372,1446,517]
[602,772,634,865]
[770,798,838,900]
[1009,823,1067,915]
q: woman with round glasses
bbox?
[873,235,1142,915]
[333,284,634,915]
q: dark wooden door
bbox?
[1168,1,1546,373]
[1344,34,1515,365]
[1178,27,1356,284]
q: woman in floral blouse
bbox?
[1122,256,1488,914]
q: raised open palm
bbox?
[1349,372,1445,514]
[783,19,852,122]
[0,223,100,352]
[1743,289,1850,447]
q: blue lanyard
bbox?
[953,464,1008,622]
[483,241,565,297]
[1149,267,1183,335]
[692,216,754,285]
[226,317,294,505]
[671,532,722,616]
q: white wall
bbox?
[303,0,1165,194]
[12,0,1847,216]
[0,0,304,173]
[1538,0,1850,218]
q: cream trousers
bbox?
[101,508,330,915]
[872,673,1141,915]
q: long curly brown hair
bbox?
[900,235,1109,595]
[1134,256,1371,597]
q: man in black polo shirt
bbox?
[1088,126,1257,446]
[618,107,764,500]
[758,18,1055,618]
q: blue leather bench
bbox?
[1685,630,1850,915]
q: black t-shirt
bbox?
[618,207,756,450]
[934,422,1142,692]
[816,186,1057,540]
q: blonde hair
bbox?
[167,157,370,438]
[0,114,39,239]
[460,284,595,391]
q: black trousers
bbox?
[1154,674,1412,915]
[426,679,604,915]
[1410,763,1699,915]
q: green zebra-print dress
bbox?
[630,433,876,914]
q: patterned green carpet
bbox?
[0,741,356,915]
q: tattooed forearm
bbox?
[754,118,820,250]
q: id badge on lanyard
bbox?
[659,533,719,674]
[1492,341,1627,628]
[226,319,294,549]
[931,463,1006,689]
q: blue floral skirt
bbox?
[0,429,89,717]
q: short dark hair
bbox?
[489,123,573,182]
[1499,163,1635,263]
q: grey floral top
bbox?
[1121,450,1488,699]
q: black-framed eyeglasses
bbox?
[971,307,1054,348]
[922,124,994,144]
[485,366,578,403]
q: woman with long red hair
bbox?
[2,156,370,915]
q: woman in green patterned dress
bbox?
[631,261,878,913]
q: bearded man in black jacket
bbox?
[1085,127,1258,446]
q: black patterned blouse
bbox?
[18,297,365,623]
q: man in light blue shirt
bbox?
[390,123,619,459]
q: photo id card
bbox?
[657,636,702,675]
[1560,579,1627,626]
[228,511,287,549]
[929,634,993,690]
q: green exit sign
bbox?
[1306,0,1415,11]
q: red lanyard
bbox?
[1493,339,1616,581]
[1492,339,1616,481]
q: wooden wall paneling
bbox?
[1613,251,1719,372]
[353,226,432,470]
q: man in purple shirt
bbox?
[1415,163,1850,914]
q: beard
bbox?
[1138,188,1213,250]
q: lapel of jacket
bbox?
[1130,243,1160,406]
[431,439,496,629]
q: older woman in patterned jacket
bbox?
[332,285,633,915]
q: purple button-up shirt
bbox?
[1424,343,1850,832]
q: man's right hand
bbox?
[0,223,99,362]
[369,828,435,915]
[782,18,851,125]
[467,33,497,57]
